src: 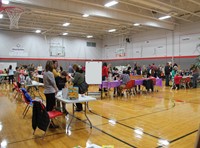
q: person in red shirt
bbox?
[174,73,182,90]
[102,62,108,81]
[100,62,108,92]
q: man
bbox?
[164,62,171,86]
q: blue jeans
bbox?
[192,73,199,88]
[165,75,170,86]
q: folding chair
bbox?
[122,80,136,96]
[13,82,22,100]
[186,77,191,88]
[21,88,35,118]
[180,78,187,89]
[32,101,63,138]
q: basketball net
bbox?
[0,0,24,29]
[5,7,24,29]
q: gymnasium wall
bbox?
[102,22,200,69]
[0,30,102,59]
[0,22,200,70]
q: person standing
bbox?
[52,60,60,87]
[192,66,199,88]
[100,62,108,92]
[8,65,14,84]
[43,60,58,111]
[37,64,43,75]
[164,62,171,86]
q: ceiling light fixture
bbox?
[0,14,3,19]
[158,15,171,20]
[104,1,118,7]
[108,29,116,32]
[35,30,41,33]
[87,35,93,38]
[63,23,70,27]
[63,32,68,35]
[133,23,140,26]
[83,14,89,17]
[2,0,9,5]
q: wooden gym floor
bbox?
[0,83,200,148]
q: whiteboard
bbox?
[85,61,102,84]
[0,62,17,70]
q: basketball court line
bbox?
[169,129,198,143]
[89,104,176,140]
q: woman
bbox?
[43,60,58,112]
[8,65,14,84]
[71,64,88,111]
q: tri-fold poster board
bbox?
[85,61,102,84]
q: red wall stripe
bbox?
[0,55,197,62]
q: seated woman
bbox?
[71,64,88,111]
[117,71,130,96]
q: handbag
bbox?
[78,81,89,94]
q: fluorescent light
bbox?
[62,32,68,35]
[2,0,9,4]
[63,23,70,26]
[87,35,93,38]
[0,14,3,19]
[35,30,41,33]
[158,15,171,20]
[108,29,116,32]
[83,14,89,17]
[104,1,118,7]
[133,23,140,26]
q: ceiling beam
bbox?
[120,0,193,23]
[10,0,175,30]
[187,0,200,6]
[152,0,200,18]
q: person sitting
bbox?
[117,70,130,96]
[71,64,88,111]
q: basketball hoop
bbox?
[5,6,24,29]
[0,5,24,29]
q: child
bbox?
[174,73,182,90]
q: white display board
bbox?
[85,61,102,84]
[49,46,65,57]
[0,62,17,70]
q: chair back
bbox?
[186,77,191,83]
[21,88,34,104]
[13,82,21,92]
[124,80,134,89]
[180,78,187,84]
[130,75,143,80]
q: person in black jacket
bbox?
[164,62,171,86]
